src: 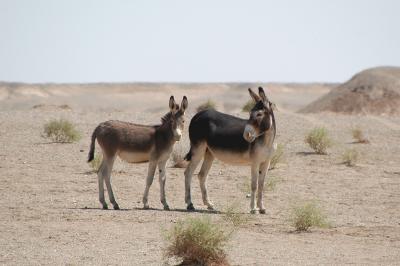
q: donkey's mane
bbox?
[161,112,173,124]
[161,110,183,124]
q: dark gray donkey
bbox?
[88,96,188,210]
[184,87,276,214]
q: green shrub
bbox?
[342,148,359,167]
[269,143,284,170]
[43,119,81,143]
[221,202,251,229]
[242,99,256,112]
[305,127,332,154]
[239,176,281,194]
[352,127,369,143]
[196,100,217,112]
[164,216,230,265]
[89,153,103,172]
[289,201,329,231]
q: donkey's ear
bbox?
[248,88,261,102]
[180,96,188,112]
[258,87,268,103]
[169,96,176,111]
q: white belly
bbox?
[209,149,251,165]
[118,151,150,163]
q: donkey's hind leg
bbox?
[198,149,215,210]
[97,159,108,209]
[103,156,119,210]
[184,143,207,211]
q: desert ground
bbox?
[0,83,399,265]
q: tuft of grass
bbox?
[305,127,332,154]
[221,202,251,229]
[242,99,256,112]
[352,127,369,144]
[164,216,230,266]
[43,119,81,143]
[342,148,359,167]
[89,153,103,172]
[196,99,217,112]
[269,143,285,170]
[289,201,330,232]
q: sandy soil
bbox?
[0,83,399,265]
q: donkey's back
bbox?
[89,120,156,163]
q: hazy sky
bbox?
[0,0,399,83]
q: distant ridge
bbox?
[300,66,400,115]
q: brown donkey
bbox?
[88,96,188,210]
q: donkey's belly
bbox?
[209,148,251,165]
[118,150,150,163]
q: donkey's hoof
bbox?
[259,209,266,214]
[187,203,195,211]
[143,205,150,210]
[113,204,120,210]
[250,209,257,214]
[207,205,215,211]
[102,204,108,210]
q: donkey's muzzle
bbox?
[243,124,256,143]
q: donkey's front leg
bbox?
[250,163,260,214]
[158,160,170,210]
[257,161,270,214]
[142,160,157,209]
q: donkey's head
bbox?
[243,87,274,143]
[167,95,188,141]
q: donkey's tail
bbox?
[87,128,97,162]
[184,146,193,161]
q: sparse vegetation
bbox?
[239,176,281,194]
[352,127,369,143]
[221,202,251,229]
[197,99,217,112]
[89,153,103,172]
[342,148,359,167]
[289,201,329,232]
[305,127,332,154]
[43,119,81,143]
[164,216,230,266]
[269,143,285,170]
[242,99,256,112]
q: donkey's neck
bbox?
[156,120,176,145]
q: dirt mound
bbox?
[300,67,400,115]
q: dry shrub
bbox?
[342,148,359,167]
[164,216,230,266]
[89,153,102,172]
[221,202,251,229]
[269,143,284,170]
[197,100,217,112]
[352,127,369,143]
[305,127,332,154]
[289,201,329,232]
[242,99,256,112]
[43,119,81,143]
